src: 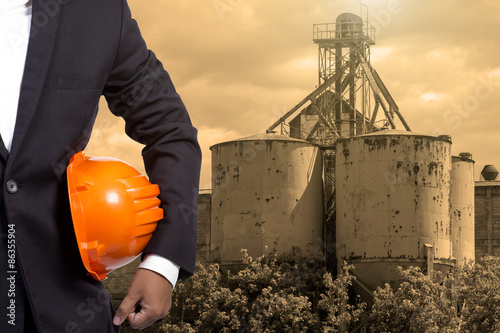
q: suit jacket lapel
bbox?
[0,136,8,162]
[7,0,63,168]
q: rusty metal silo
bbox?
[210,133,324,267]
[335,129,454,291]
[451,154,475,264]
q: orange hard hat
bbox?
[67,151,164,281]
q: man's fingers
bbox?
[127,307,160,330]
[114,269,173,329]
[113,291,140,326]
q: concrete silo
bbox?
[210,133,324,267]
[451,153,475,264]
[335,129,454,291]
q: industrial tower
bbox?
[266,12,412,266]
[267,13,411,142]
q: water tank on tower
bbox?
[210,133,324,267]
[335,129,454,292]
[336,13,364,38]
[481,165,499,181]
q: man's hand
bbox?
[113,268,173,330]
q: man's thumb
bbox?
[113,292,140,326]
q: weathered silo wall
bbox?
[475,180,500,258]
[451,154,475,264]
[197,190,212,264]
[335,129,454,291]
[210,133,324,266]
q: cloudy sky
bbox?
[86,0,500,189]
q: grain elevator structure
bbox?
[206,11,476,316]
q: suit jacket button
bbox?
[6,180,18,194]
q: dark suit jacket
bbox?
[0,0,201,331]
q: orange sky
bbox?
[86,0,500,189]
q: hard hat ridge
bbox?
[67,151,164,281]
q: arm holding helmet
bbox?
[103,0,201,329]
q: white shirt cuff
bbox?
[138,254,180,289]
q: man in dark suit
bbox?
[0,0,201,331]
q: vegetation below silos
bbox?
[128,253,500,332]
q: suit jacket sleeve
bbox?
[103,0,201,280]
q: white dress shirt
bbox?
[0,0,31,151]
[0,0,179,288]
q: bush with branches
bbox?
[368,256,500,333]
[134,254,500,332]
[160,250,365,332]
